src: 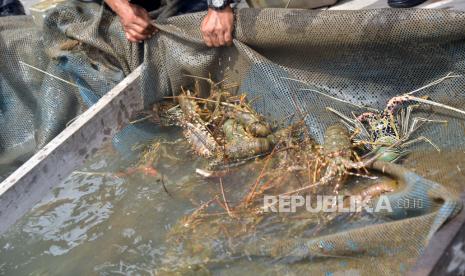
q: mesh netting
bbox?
[1,2,465,274]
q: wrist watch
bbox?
[207,0,230,10]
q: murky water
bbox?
[0,127,463,275]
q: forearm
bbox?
[104,0,130,15]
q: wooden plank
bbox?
[430,216,465,275]
[408,193,465,275]
[0,66,143,235]
[329,0,385,10]
[330,0,465,10]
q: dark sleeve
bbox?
[147,0,183,18]
[129,0,162,12]
[0,0,17,8]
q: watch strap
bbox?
[207,0,230,10]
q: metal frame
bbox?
[0,66,143,234]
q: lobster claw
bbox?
[372,147,409,163]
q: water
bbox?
[0,128,463,275]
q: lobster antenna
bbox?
[19,61,79,88]
[326,107,354,123]
[406,72,461,95]
[184,74,215,86]
[407,95,465,116]
[281,77,378,112]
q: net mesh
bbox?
[1,2,465,274]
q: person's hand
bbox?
[119,3,157,42]
[105,0,157,43]
[201,6,234,47]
